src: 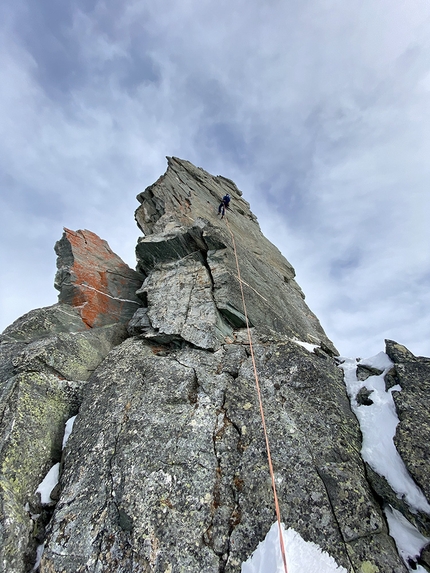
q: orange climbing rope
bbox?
[224,215,288,573]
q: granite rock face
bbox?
[1,158,429,572]
[386,341,430,510]
[341,341,430,571]
[41,334,405,573]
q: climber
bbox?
[218,194,231,218]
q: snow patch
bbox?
[340,354,430,514]
[241,521,347,573]
[291,339,318,353]
[31,544,44,572]
[384,505,429,571]
[359,351,393,372]
[36,463,59,504]
[62,415,77,448]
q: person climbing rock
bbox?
[218,194,231,218]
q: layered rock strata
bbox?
[54,228,144,328]
[134,157,336,354]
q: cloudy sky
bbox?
[1,0,430,358]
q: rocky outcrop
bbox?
[55,228,144,328]
[1,158,428,572]
[41,333,405,573]
[0,304,88,343]
[386,341,430,507]
[38,159,409,573]
[0,233,141,573]
[134,157,336,354]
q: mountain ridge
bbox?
[0,158,428,572]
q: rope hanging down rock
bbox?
[224,215,288,573]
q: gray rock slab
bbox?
[137,253,233,350]
[0,303,88,343]
[42,335,405,572]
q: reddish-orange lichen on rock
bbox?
[55,228,144,328]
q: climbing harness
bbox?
[224,215,289,573]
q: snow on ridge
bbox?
[241,521,347,573]
[358,351,393,373]
[340,354,430,515]
[384,505,429,571]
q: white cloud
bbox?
[1,0,430,360]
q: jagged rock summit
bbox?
[133,157,336,354]
[0,157,428,573]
